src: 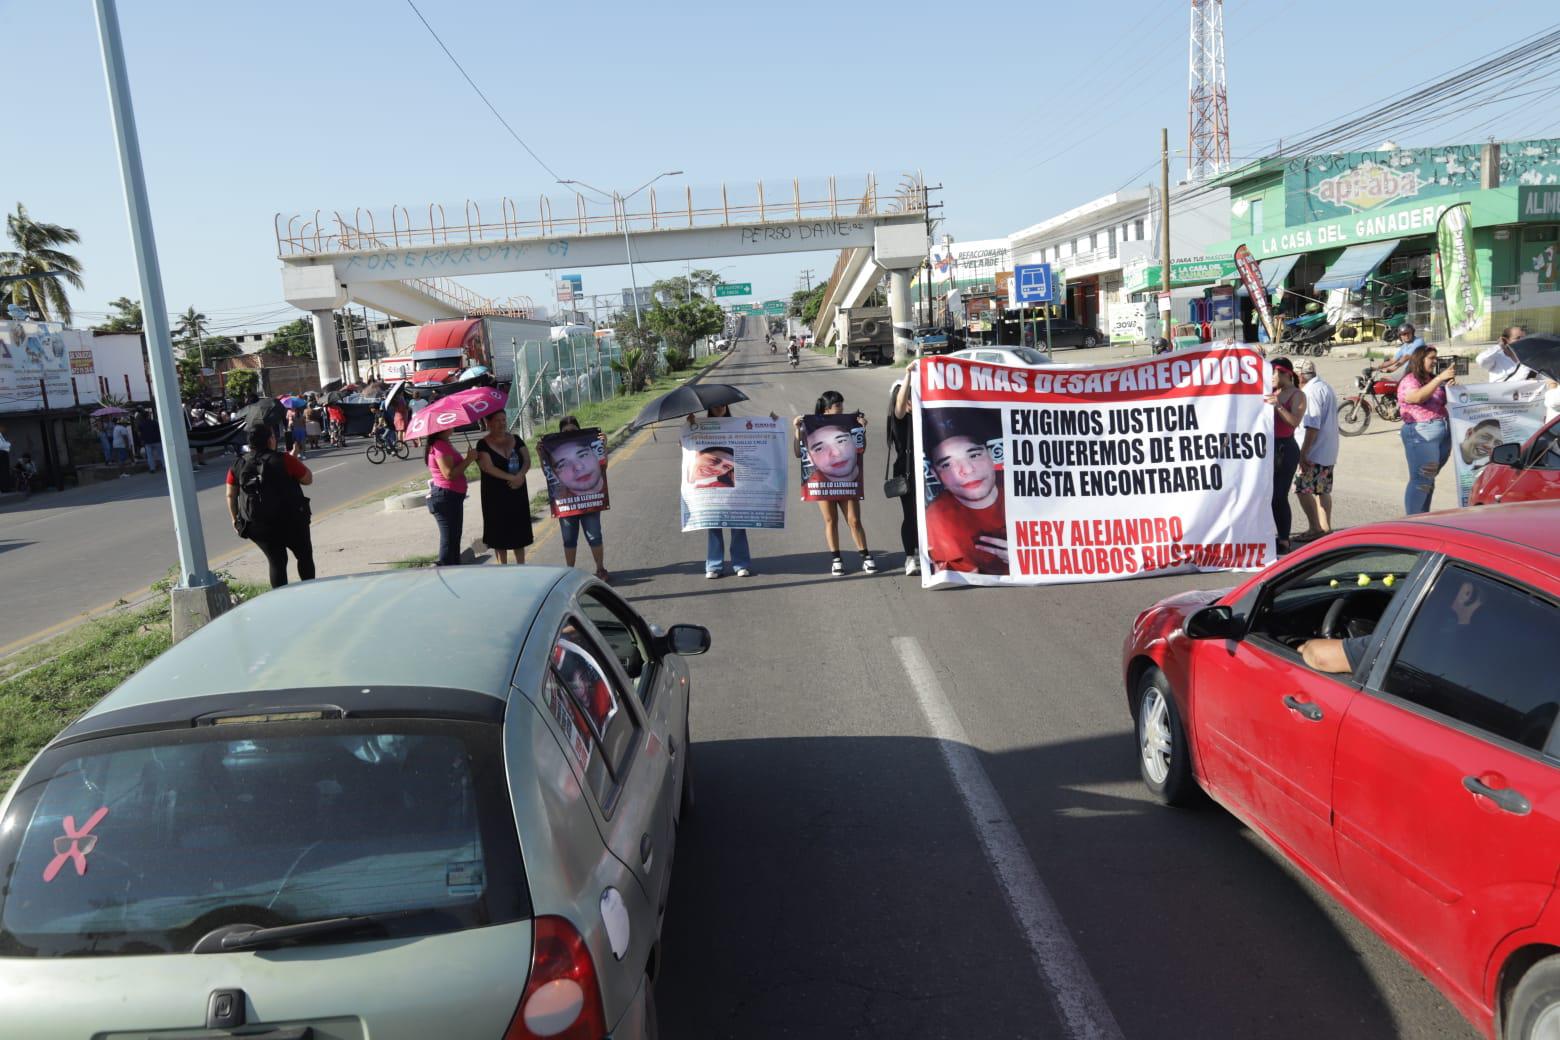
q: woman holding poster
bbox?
[794,391,874,576]
[685,403,775,578]
[543,416,609,582]
[923,407,1008,575]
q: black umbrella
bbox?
[1511,333,1560,383]
[237,398,284,430]
[321,378,346,393]
[186,418,245,451]
[631,383,750,429]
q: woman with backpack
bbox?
[226,425,315,588]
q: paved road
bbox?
[0,439,416,650]
[524,331,1476,1038]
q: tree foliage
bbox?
[645,297,723,353]
[792,284,827,325]
[224,369,259,401]
[201,335,240,360]
[175,356,204,401]
[268,317,315,358]
[0,204,84,323]
[93,297,143,334]
[609,311,662,394]
[649,268,723,304]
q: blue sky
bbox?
[8,0,1557,333]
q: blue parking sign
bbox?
[1015,263,1053,304]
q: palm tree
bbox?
[0,204,84,323]
[173,306,209,358]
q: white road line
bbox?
[312,462,350,475]
[893,636,1125,1040]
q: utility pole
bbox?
[93,0,227,639]
[1160,127,1173,339]
[799,269,814,293]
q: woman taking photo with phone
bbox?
[1396,344,1457,514]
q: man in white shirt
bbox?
[1294,359,1339,541]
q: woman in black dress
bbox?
[474,412,534,564]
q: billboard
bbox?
[0,320,74,413]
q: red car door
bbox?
[1192,544,1427,883]
[1471,415,1560,505]
[1332,556,1560,1013]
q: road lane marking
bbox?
[893,636,1125,1040]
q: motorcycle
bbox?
[787,349,800,369]
[1338,366,1400,436]
[770,339,778,354]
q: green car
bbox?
[0,567,709,1039]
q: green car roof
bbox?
[83,567,572,720]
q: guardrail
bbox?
[275,173,926,258]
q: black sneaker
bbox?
[830,556,844,576]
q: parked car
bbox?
[1036,318,1104,350]
[0,567,709,1039]
[1470,414,1560,505]
[950,346,1054,369]
[1122,502,1560,1040]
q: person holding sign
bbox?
[793,391,874,576]
[1397,346,1456,515]
[922,407,1008,575]
[544,416,609,582]
[686,403,780,578]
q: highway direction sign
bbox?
[715,282,752,297]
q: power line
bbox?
[403,0,576,192]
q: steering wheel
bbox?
[1321,593,1353,639]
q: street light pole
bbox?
[559,171,682,330]
[93,0,228,639]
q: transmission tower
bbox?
[1187,0,1231,182]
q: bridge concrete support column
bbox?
[311,309,344,386]
[888,268,918,363]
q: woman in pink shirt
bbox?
[425,430,479,565]
[1396,344,1457,514]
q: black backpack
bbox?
[234,451,306,538]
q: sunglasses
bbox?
[53,833,98,857]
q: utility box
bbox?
[837,306,893,367]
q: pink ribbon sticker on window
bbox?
[42,806,108,882]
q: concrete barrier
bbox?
[384,489,429,512]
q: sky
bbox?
[7,0,1558,335]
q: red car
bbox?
[1123,502,1560,1040]
[1470,414,1560,505]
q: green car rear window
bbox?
[0,718,528,957]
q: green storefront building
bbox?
[1202,138,1560,342]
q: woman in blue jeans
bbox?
[425,430,479,565]
[1395,344,1458,514]
[554,416,609,582]
[688,403,780,578]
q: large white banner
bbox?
[1448,380,1548,506]
[913,349,1276,587]
[680,415,787,531]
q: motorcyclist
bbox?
[787,340,800,366]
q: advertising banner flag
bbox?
[1447,380,1547,506]
[1437,203,1485,339]
[0,320,72,414]
[1234,244,1278,342]
[913,350,1275,587]
[680,415,787,531]
[797,414,865,501]
[539,427,609,517]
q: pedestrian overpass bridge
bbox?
[276,173,929,382]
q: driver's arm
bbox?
[1300,638,1352,674]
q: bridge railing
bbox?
[276,173,927,258]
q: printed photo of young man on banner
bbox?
[539,427,609,518]
[680,415,787,531]
[922,407,1008,575]
[797,414,865,501]
[1447,380,1547,506]
[912,349,1276,587]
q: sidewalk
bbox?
[223,352,732,586]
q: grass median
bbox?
[0,577,265,788]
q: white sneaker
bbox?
[862,555,877,574]
[734,567,751,577]
[830,557,844,576]
[904,557,918,576]
[705,570,722,580]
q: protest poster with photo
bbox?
[538,427,609,518]
[797,414,865,501]
[680,415,787,531]
[913,349,1275,587]
[1447,380,1547,506]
